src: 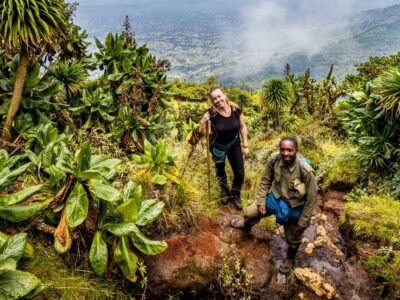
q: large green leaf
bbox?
[77,170,102,181]
[118,182,141,221]
[116,199,138,222]
[114,236,138,282]
[136,200,165,226]
[121,181,135,203]
[0,270,41,300]
[23,282,47,299]
[65,183,89,228]
[0,163,32,191]
[0,258,16,276]
[130,226,167,255]
[89,231,108,277]
[103,222,137,236]
[56,159,77,177]
[151,174,167,185]
[0,233,27,263]
[0,200,50,222]
[76,142,91,173]
[90,156,121,181]
[0,185,43,207]
[87,179,120,202]
[0,232,33,259]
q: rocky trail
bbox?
[144,190,382,299]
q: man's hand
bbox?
[296,223,305,231]
[258,203,266,215]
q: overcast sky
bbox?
[72,0,400,11]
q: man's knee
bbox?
[244,202,259,217]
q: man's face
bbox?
[279,140,297,165]
[210,89,227,109]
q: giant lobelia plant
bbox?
[53,141,120,254]
[90,181,167,281]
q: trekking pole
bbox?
[206,120,211,201]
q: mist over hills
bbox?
[72,1,400,85]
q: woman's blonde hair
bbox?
[208,86,239,112]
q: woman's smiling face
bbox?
[210,88,227,108]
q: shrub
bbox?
[340,194,400,244]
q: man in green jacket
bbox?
[231,137,318,274]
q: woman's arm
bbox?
[200,111,211,136]
[239,113,249,156]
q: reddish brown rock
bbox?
[144,217,273,296]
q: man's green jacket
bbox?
[255,152,318,228]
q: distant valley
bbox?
[74,2,400,85]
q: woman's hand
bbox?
[202,112,210,125]
[242,145,249,159]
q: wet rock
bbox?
[294,267,339,299]
[144,218,274,296]
[304,243,315,255]
[314,225,344,259]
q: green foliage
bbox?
[344,187,369,202]
[0,150,47,222]
[217,257,253,299]
[89,181,167,281]
[0,232,44,299]
[58,24,91,61]
[374,68,400,115]
[363,247,400,298]
[344,52,400,88]
[341,194,400,244]
[51,60,88,102]
[227,87,252,108]
[383,163,400,199]
[261,78,294,129]
[24,123,71,187]
[262,78,294,109]
[22,242,130,299]
[317,147,364,191]
[73,88,115,130]
[339,81,400,170]
[0,0,69,54]
[0,59,62,128]
[133,140,179,186]
[169,80,208,102]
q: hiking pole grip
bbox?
[206,120,211,200]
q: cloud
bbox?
[221,0,360,75]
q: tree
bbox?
[261,78,294,129]
[0,0,70,141]
[375,68,400,116]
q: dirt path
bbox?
[145,190,383,299]
[261,190,381,299]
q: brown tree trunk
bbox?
[2,50,29,141]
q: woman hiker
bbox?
[200,87,249,210]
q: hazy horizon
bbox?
[69,0,400,82]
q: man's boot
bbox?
[230,218,252,233]
[279,245,299,274]
[230,187,243,210]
